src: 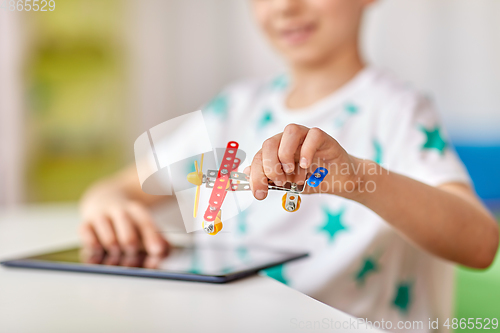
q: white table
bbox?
[0,204,380,333]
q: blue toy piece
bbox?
[306,167,329,187]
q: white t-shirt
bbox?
[162,67,471,331]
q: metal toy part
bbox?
[306,167,329,188]
[187,141,329,235]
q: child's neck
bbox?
[285,46,365,110]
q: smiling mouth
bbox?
[279,23,317,45]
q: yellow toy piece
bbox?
[204,211,223,235]
[187,154,204,218]
[282,193,301,212]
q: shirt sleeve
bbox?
[380,92,471,187]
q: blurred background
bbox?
[0,0,499,327]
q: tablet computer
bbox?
[1,245,308,283]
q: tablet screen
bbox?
[23,245,307,277]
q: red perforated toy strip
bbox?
[217,141,240,177]
[203,141,239,222]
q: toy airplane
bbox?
[187,141,328,235]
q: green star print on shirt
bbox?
[258,109,274,129]
[185,157,197,174]
[203,94,228,119]
[262,263,288,285]
[420,125,447,155]
[355,257,379,285]
[236,245,249,262]
[271,75,288,90]
[188,249,202,275]
[236,209,249,234]
[373,139,383,164]
[393,282,412,313]
[334,103,360,128]
[317,206,348,243]
[344,103,359,115]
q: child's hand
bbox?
[79,189,169,256]
[247,124,366,200]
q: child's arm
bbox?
[79,164,171,255]
[248,124,499,269]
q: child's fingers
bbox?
[127,203,169,256]
[278,124,309,174]
[108,208,140,254]
[144,255,162,269]
[91,216,120,254]
[103,253,121,266]
[250,150,269,200]
[120,253,142,268]
[262,134,287,186]
[299,127,328,169]
[79,223,102,252]
[79,248,104,264]
[291,165,308,185]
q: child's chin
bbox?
[284,49,329,67]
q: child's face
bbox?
[251,0,373,67]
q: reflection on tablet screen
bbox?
[27,246,304,277]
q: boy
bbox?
[80,0,498,329]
